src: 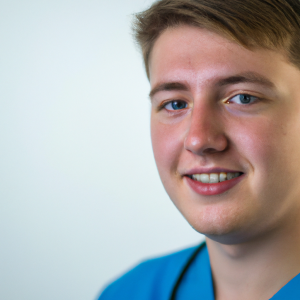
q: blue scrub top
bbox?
[98,243,300,300]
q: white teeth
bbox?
[219,172,227,182]
[209,173,219,183]
[191,172,241,183]
[194,174,201,181]
[200,174,209,183]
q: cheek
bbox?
[244,135,271,166]
[231,116,276,171]
[151,116,184,176]
[231,113,300,197]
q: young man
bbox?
[99,0,300,299]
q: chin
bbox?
[182,204,258,245]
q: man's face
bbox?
[149,25,300,244]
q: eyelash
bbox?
[159,93,260,111]
[225,94,259,105]
[162,100,188,111]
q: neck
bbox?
[206,220,300,300]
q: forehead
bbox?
[149,25,289,90]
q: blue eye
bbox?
[164,100,188,110]
[229,94,258,104]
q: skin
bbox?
[149,25,300,299]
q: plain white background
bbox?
[0,0,203,299]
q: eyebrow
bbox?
[149,82,189,98]
[216,72,275,88]
[149,72,275,98]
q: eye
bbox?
[227,94,258,104]
[164,100,188,111]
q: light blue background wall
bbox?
[0,1,203,299]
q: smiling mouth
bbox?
[186,172,243,184]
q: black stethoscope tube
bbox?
[170,242,206,300]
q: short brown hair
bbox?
[132,0,300,79]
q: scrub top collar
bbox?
[175,243,300,300]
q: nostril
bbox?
[184,137,228,155]
[202,147,224,154]
[183,119,228,155]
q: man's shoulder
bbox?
[98,243,203,300]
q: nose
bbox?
[184,104,228,155]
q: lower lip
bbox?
[185,174,245,196]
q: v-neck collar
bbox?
[176,243,300,300]
[176,243,214,299]
[270,273,300,299]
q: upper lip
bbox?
[184,167,244,175]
